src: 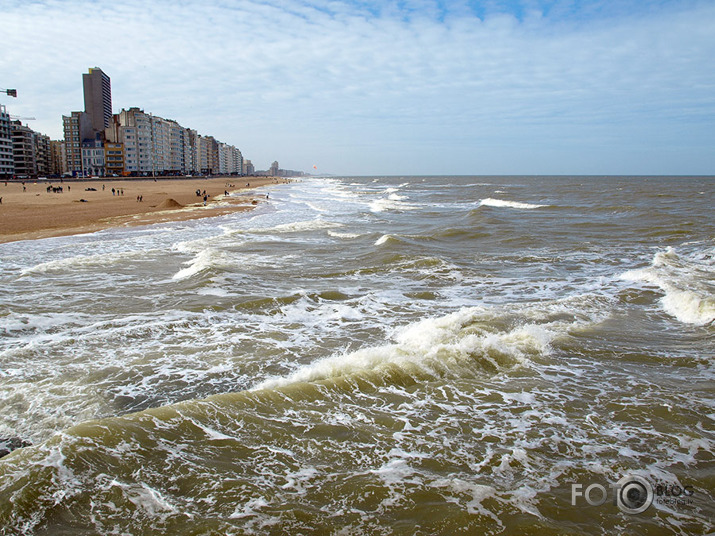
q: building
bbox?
[49,140,66,176]
[83,67,112,133]
[0,104,13,179]
[270,161,279,176]
[11,121,38,178]
[111,105,244,177]
[62,68,112,176]
[104,142,124,176]
[34,132,51,177]
[243,159,254,175]
[81,137,105,176]
[185,129,199,174]
[63,111,92,176]
[114,107,156,175]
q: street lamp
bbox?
[1,89,17,97]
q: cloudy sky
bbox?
[2,0,714,175]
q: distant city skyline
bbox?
[2,0,714,176]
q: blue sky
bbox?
[1,0,713,175]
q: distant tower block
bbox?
[83,67,112,132]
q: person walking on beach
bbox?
[203,194,208,206]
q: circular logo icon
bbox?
[616,475,653,514]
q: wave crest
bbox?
[253,299,599,392]
[479,198,545,210]
[621,245,714,325]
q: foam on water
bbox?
[262,219,343,234]
[19,249,156,276]
[374,234,398,246]
[253,298,598,392]
[369,197,419,213]
[328,230,362,239]
[621,245,715,325]
[479,198,546,210]
[172,248,230,280]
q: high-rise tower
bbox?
[83,67,112,132]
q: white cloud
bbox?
[1,0,713,173]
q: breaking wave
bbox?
[479,198,546,210]
[253,298,603,392]
[621,245,715,325]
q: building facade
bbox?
[81,138,105,176]
[104,142,124,176]
[63,111,92,176]
[83,67,112,132]
[34,132,51,177]
[0,104,13,179]
[49,140,66,176]
[11,122,37,178]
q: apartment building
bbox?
[0,104,13,178]
[35,131,51,177]
[104,142,124,176]
[63,111,92,176]
[11,121,50,178]
[81,138,105,176]
[83,67,112,132]
[49,140,66,176]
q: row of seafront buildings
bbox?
[0,67,261,180]
[0,104,54,179]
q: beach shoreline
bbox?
[0,176,285,244]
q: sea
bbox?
[0,175,713,535]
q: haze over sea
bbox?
[0,175,713,534]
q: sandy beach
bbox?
[0,177,282,243]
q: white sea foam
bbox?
[252,302,586,392]
[328,230,361,239]
[369,197,419,213]
[253,219,343,234]
[20,249,152,276]
[172,248,227,280]
[479,198,545,210]
[374,234,394,246]
[621,246,715,325]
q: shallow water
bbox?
[0,176,713,534]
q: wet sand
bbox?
[0,177,281,244]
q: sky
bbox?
[1,0,714,175]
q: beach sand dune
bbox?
[0,177,281,243]
[156,198,184,210]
